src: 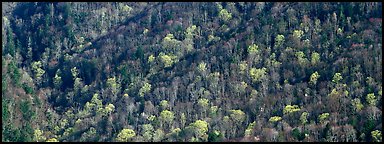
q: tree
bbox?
[116,128,136,142]
[318,113,330,124]
[159,100,169,110]
[332,73,343,84]
[53,69,62,89]
[159,110,175,129]
[197,62,207,74]
[275,34,285,47]
[247,44,259,54]
[187,120,209,141]
[159,52,177,68]
[269,116,282,122]
[141,124,154,141]
[139,82,151,97]
[249,67,267,83]
[33,129,46,142]
[31,61,45,81]
[366,93,376,106]
[351,98,364,112]
[245,121,256,136]
[293,29,304,39]
[46,138,59,142]
[229,109,246,124]
[310,71,320,85]
[283,105,301,115]
[106,76,120,95]
[300,112,309,125]
[371,130,382,142]
[311,52,320,65]
[218,9,232,22]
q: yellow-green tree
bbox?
[249,67,267,83]
[366,93,377,106]
[310,71,320,85]
[218,9,232,22]
[318,113,330,123]
[187,120,209,141]
[159,110,175,129]
[116,128,136,142]
[283,105,301,115]
[332,73,343,84]
[139,82,151,97]
[275,34,285,47]
[371,130,382,142]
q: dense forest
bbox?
[1,2,382,142]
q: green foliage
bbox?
[208,130,223,142]
[318,113,330,123]
[366,93,376,106]
[116,128,136,142]
[269,116,282,122]
[142,124,154,141]
[22,83,34,94]
[46,138,59,142]
[309,71,320,85]
[245,121,256,136]
[160,100,169,110]
[160,110,175,124]
[332,73,343,84]
[292,128,306,141]
[351,98,364,111]
[31,61,45,79]
[247,44,259,54]
[197,62,207,73]
[20,100,35,121]
[197,98,209,109]
[8,61,21,87]
[148,55,155,63]
[159,52,177,68]
[275,34,285,47]
[239,61,248,74]
[107,76,120,95]
[249,67,267,83]
[218,9,232,22]
[295,51,308,66]
[300,112,309,125]
[229,109,246,123]
[311,52,321,65]
[371,130,382,142]
[293,29,304,39]
[188,120,209,140]
[283,105,301,115]
[139,82,151,97]
[153,129,164,142]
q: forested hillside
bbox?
[2,2,382,142]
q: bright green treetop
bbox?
[116,128,136,142]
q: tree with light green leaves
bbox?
[309,71,320,85]
[141,124,154,141]
[160,100,169,110]
[275,34,285,47]
[197,62,207,73]
[116,128,136,142]
[139,82,151,97]
[153,129,164,142]
[148,55,155,63]
[187,120,209,141]
[159,52,177,68]
[229,109,246,124]
[34,129,46,142]
[332,73,343,84]
[283,105,301,115]
[247,44,259,54]
[371,130,382,142]
[318,113,330,123]
[300,112,309,125]
[295,51,308,66]
[366,93,377,106]
[249,67,267,83]
[46,138,59,142]
[293,29,304,39]
[239,61,248,74]
[31,61,45,80]
[159,110,175,129]
[107,76,120,95]
[311,52,320,65]
[245,121,256,136]
[218,9,232,22]
[269,116,282,122]
[351,98,364,112]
